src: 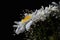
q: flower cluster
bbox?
[13,2,60,35]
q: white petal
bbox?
[15,26,25,34]
[26,21,33,31]
[13,25,18,27]
[14,21,20,24]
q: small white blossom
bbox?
[13,2,60,35]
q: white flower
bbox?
[13,2,60,35]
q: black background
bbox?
[6,0,59,40]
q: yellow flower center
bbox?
[21,15,32,23]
